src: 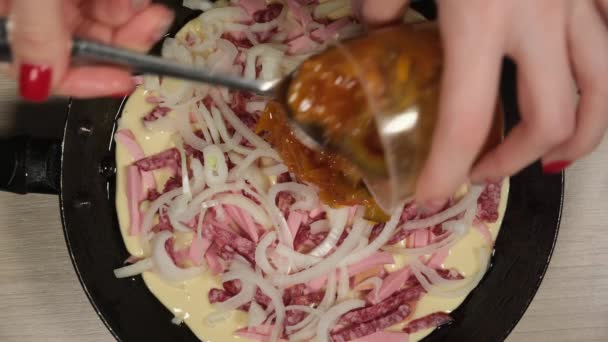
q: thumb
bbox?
[10,0,70,102]
[352,0,410,26]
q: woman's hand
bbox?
[4,0,174,101]
[356,0,608,208]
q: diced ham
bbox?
[115,129,145,160]
[287,211,304,244]
[188,232,211,266]
[309,252,394,290]
[287,0,312,27]
[370,267,412,303]
[406,229,431,248]
[427,249,449,269]
[310,17,350,42]
[235,325,289,342]
[476,182,501,223]
[205,244,225,274]
[331,305,411,342]
[287,34,318,55]
[402,312,453,334]
[126,165,143,236]
[339,286,424,326]
[115,129,157,194]
[143,106,171,122]
[225,204,260,242]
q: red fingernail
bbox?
[19,64,52,102]
[542,160,571,174]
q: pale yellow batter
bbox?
[114,12,510,342]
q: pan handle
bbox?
[0,136,61,195]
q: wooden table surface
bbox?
[0,80,606,342]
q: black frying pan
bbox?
[0,1,563,341]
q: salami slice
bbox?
[402,312,453,334]
[331,305,411,342]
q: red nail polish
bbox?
[19,64,52,102]
[542,160,571,174]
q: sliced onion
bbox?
[173,135,192,198]
[142,188,183,233]
[143,75,160,91]
[212,90,280,156]
[242,165,271,194]
[310,219,330,234]
[113,258,154,278]
[246,101,267,113]
[203,144,228,186]
[308,206,348,257]
[275,244,322,269]
[197,104,220,144]
[222,264,285,342]
[219,193,271,227]
[400,186,483,231]
[243,182,292,249]
[217,276,256,311]
[272,218,367,287]
[354,276,383,300]
[198,6,248,24]
[152,231,204,283]
[262,163,289,177]
[337,266,349,300]
[210,105,255,155]
[183,0,213,11]
[180,182,245,221]
[411,247,491,298]
[191,158,206,192]
[268,182,318,212]
[255,231,278,275]
[248,302,267,327]
[288,271,337,339]
[231,148,281,179]
[339,209,400,267]
[316,299,366,342]
[167,194,192,232]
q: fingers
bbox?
[84,0,151,28]
[415,0,504,204]
[470,1,577,181]
[112,4,174,52]
[56,66,135,98]
[543,0,608,166]
[10,0,69,102]
[352,0,409,26]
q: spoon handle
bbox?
[0,18,267,94]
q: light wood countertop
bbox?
[0,80,606,342]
